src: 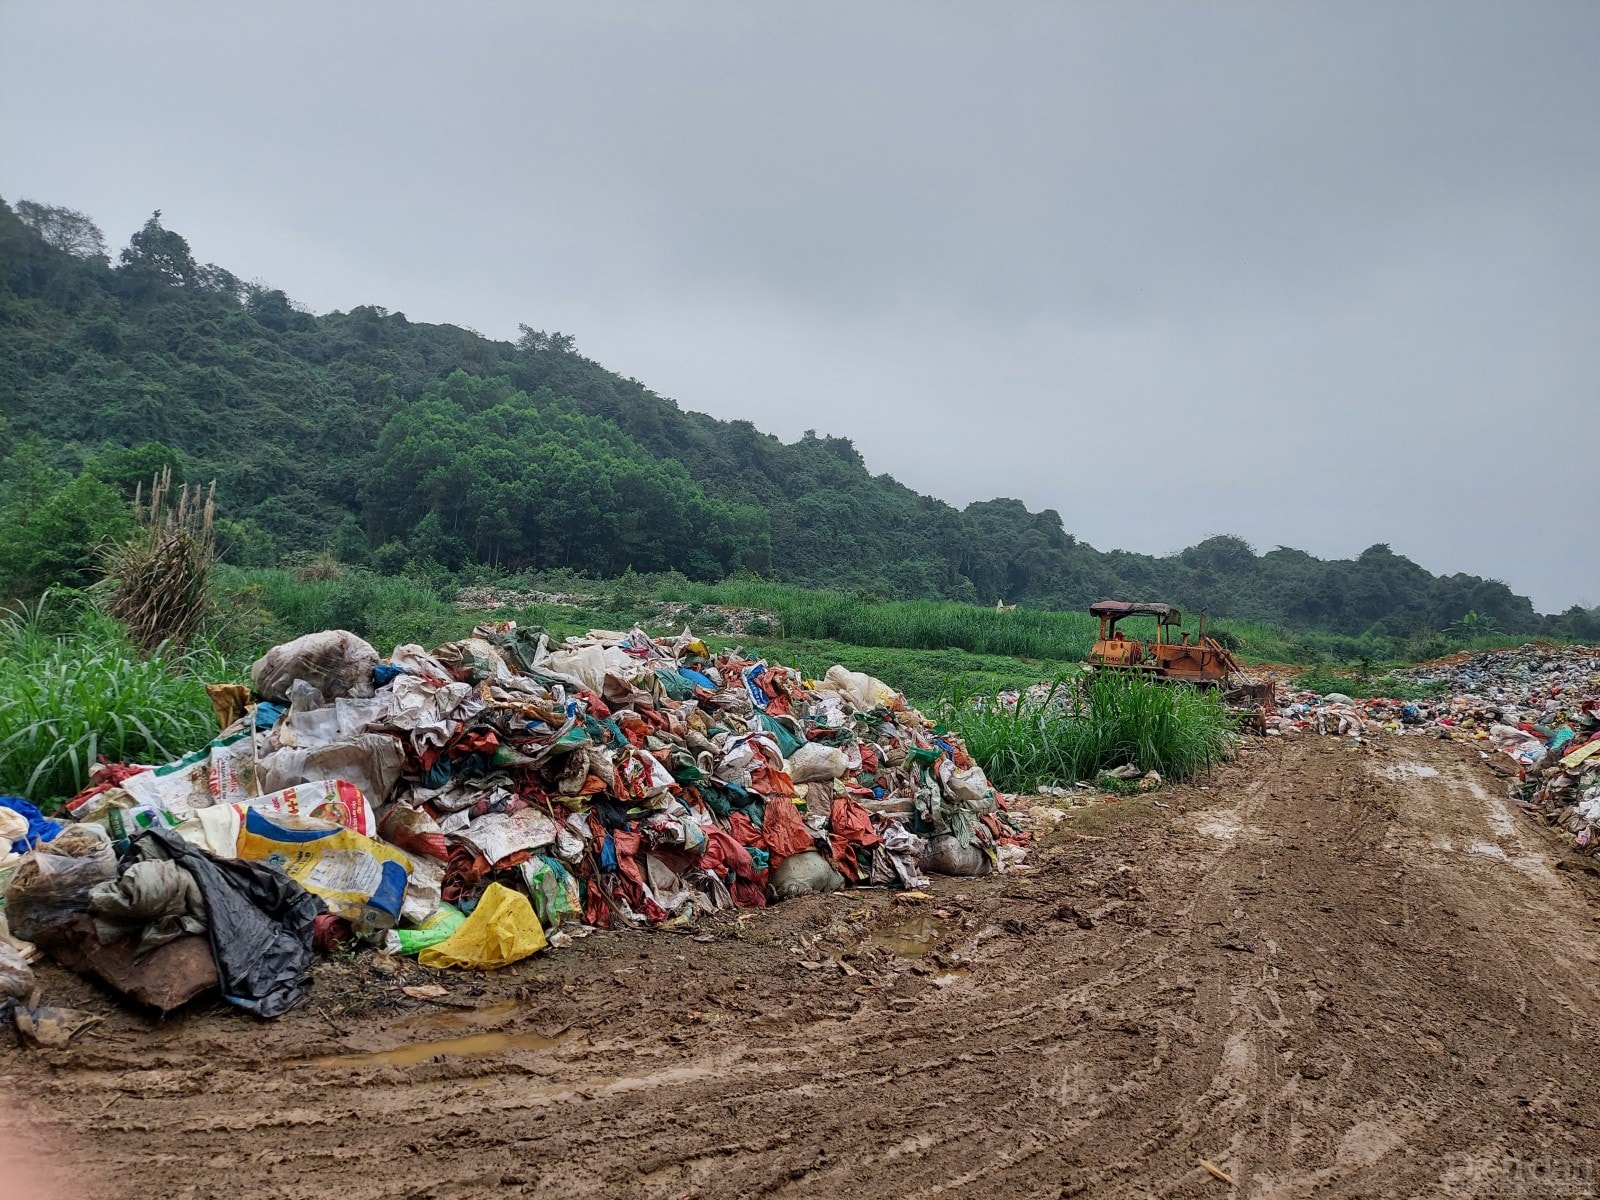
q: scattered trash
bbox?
[13,1002,101,1048]
[1200,1159,1236,1186]
[382,903,467,956]
[0,939,35,999]
[401,983,450,1000]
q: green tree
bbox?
[0,443,133,598]
[118,210,198,290]
[14,200,108,260]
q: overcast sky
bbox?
[3,2,1596,611]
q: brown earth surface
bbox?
[7,734,1600,1199]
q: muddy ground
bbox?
[6,734,1600,1199]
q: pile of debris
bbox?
[0,624,1024,1020]
[1396,644,1600,699]
[1262,646,1600,745]
[1263,645,1600,858]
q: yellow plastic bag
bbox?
[418,882,547,969]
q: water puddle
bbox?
[304,1028,566,1069]
[1378,762,1439,780]
[397,998,523,1031]
[871,915,948,958]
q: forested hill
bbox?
[2,198,1593,643]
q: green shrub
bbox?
[0,442,134,600]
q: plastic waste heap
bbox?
[0,623,1029,1017]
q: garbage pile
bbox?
[1262,647,1600,746]
[1397,644,1600,700]
[0,624,1024,1019]
[1261,645,1600,858]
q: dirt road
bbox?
[8,735,1600,1199]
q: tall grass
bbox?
[941,671,1236,793]
[225,565,1340,667]
[672,580,1102,659]
[0,598,223,808]
[101,468,217,650]
[213,566,477,654]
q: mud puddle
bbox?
[301,1027,567,1069]
[870,915,949,957]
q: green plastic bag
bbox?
[519,855,581,931]
[391,903,466,956]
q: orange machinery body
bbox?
[1088,600,1240,686]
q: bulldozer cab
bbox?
[1089,601,1179,668]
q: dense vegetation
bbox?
[941,672,1237,793]
[4,196,1597,649]
[0,597,221,801]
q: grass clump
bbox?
[101,469,217,651]
[0,598,223,808]
[941,670,1236,794]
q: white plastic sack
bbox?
[453,809,561,866]
[251,630,379,704]
[400,854,444,926]
[541,642,640,694]
[943,765,996,808]
[920,833,991,877]
[0,807,28,851]
[174,778,380,857]
[818,664,896,711]
[0,940,34,1000]
[788,742,850,784]
[122,728,258,818]
[258,733,403,804]
[376,674,477,752]
[769,850,846,899]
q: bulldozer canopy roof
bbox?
[1089,600,1182,625]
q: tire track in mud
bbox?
[7,736,1600,1199]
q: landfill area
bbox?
[6,640,1600,1199]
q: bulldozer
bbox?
[1087,600,1246,687]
